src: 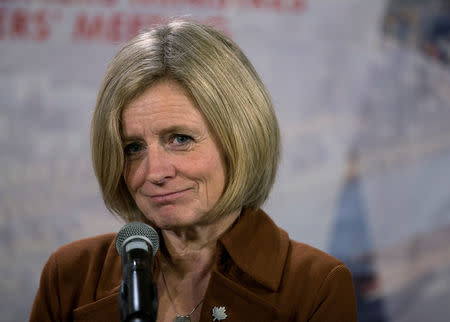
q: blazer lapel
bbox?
[200,271,279,321]
[219,208,290,291]
[72,291,120,322]
[197,208,291,321]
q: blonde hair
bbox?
[91,19,280,223]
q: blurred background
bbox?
[1,0,450,321]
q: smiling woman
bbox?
[30,19,357,322]
[91,19,281,225]
[121,80,228,230]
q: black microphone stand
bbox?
[119,245,158,322]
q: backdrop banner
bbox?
[1,0,449,321]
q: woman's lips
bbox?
[149,188,191,203]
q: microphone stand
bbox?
[119,245,158,322]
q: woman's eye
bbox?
[124,142,145,156]
[169,134,193,147]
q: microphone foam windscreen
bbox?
[115,222,160,257]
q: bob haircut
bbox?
[91,19,280,223]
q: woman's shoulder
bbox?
[283,236,352,289]
[43,233,119,280]
[53,233,117,262]
[247,208,346,276]
[276,238,356,320]
[284,238,354,300]
[288,239,344,271]
[31,233,122,321]
[46,233,120,283]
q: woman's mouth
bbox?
[149,188,191,203]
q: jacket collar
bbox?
[96,208,290,297]
[90,208,290,321]
[218,208,290,291]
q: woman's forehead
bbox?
[121,81,209,137]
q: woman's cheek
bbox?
[124,160,144,192]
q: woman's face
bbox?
[121,81,226,229]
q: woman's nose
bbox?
[144,145,175,185]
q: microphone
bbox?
[115,222,160,322]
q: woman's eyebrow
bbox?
[158,125,201,136]
[121,135,142,142]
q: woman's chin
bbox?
[145,212,202,230]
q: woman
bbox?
[31,19,357,321]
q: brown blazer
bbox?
[30,209,357,321]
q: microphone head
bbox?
[115,222,160,257]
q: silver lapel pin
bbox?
[212,306,227,321]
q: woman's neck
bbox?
[159,209,240,277]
